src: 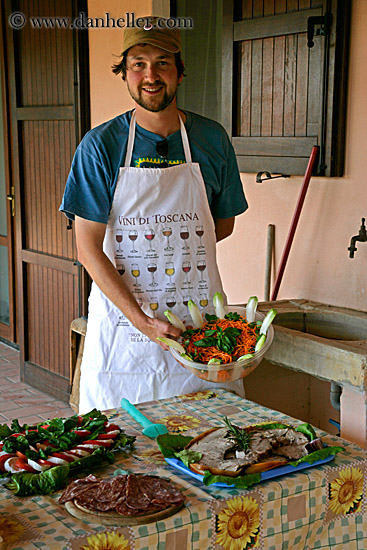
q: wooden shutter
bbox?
[222,0,350,176]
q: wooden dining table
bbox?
[1,388,366,550]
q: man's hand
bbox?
[74,216,182,349]
[135,316,182,350]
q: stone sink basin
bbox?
[256,299,367,390]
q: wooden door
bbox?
[0,12,15,342]
[4,0,90,400]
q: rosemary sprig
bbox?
[223,417,252,451]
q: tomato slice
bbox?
[15,450,28,460]
[13,459,37,473]
[83,439,113,447]
[105,423,120,432]
[51,452,75,463]
[73,430,91,437]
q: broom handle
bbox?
[271,146,319,301]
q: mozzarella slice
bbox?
[45,456,69,465]
[75,444,96,452]
[68,448,90,457]
[27,459,50,472]
[4,457,20,473]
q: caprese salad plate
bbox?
[0,409,135,496]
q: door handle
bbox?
[6,186,15,216]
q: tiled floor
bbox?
[0,341,75,426]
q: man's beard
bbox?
[127,81,177,112]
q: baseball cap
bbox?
[122,16,181,54]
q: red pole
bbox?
[270,146,319,301]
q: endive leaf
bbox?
[213,292,226,318]
[188,300,204,328]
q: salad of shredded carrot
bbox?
[181,313,261,364]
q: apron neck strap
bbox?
[124,110,192,167]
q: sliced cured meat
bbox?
[138,475,185,506]
[61,474,185,517]
[73,485,100,510]
[58,474,99,504]
[94,476,127,511]
[126,474,152,511]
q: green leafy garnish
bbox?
[289,446,345,467]
[156,433,193,458]
[296,423,317,441]
[203,471,261,489]
[175,449,202,467]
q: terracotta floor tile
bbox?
[0,400,21,413]
[38,408,75,420]
[0,382,37,392]
[6,376,21,383]
[13,415,47,426]
[12,396,57,406]
[0,343,74,425]
[0,368,19,377]
[1,390,35,400]
[11,404,62,416]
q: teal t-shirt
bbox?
[60,110,248,223]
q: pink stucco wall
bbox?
[218,0,367,311]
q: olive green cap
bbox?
[122,16,181,54]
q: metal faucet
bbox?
[348,218,367,258]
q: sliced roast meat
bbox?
[275,444,308,460]
[185,425,312,476]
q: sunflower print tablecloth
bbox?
[1,388,367,550]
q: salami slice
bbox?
[94,476,127,512]
[58,474,99,504]
[62,474,185,517]
[138,475,185,505]
[126,474,151,510]
[74,485,100,510]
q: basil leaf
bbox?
[225,312,241,321]
[194,337,217,348]
[205,313,218,323]
[0,424,12,439]
[11,419,28,433]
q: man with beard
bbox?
[60,17,248,412]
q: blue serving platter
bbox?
[165,453,335,488]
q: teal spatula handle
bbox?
[120,398,153,429]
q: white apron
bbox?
[79,112,245,413]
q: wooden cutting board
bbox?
[65,499,184,526]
